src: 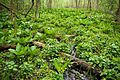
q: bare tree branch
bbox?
[0,2,18,18]
[25,0,34,17]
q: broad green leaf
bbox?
[16,43,21,52]
[8,49,15,53]
[31,46,36,51]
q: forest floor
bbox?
[0,9,120,80]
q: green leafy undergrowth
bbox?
[0,9,120,80]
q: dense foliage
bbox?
[0,9,120,80]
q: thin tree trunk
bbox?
[16,0,19,12]
[50,0,52,8]
[90,0,91,10]
[0,4,3,11]
[35,0,40,19]
[13,14,17,37]
[10,0,17,37]
[22,0,25,13]
[10,0,14,21]
[75,0,78,8]
[48,0,52,8]
[78,0,81,8]
[96,0,99,10]
[83,0,86,8]
[72,0,74,8]
[87,0,91,10]
[116,0,120,22]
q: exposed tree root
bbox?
[60,52,102,79]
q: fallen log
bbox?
[0,44,16,51]
[60,52,102,79]
[0,41,45,51]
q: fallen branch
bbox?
[0,2,34,18]
[60,52,101,79]
[0,41,45,51]
[0,44,16,51]
[32,41,45,48]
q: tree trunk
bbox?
[16,0,19,12]
[78,0,81,8]
[96,0,99,10]
[0,3,3,11]
[83,0,86,8]
[48,0,52,8]
[35,0,40,19]
[13,13,17,37]
[10,0,14,21]
[75,0,78,8]
[10,0,17,36]
[87,0,91,10]
[90,0,92,10]
[71,0,74,8]
[22,0,25,13]
[116,0,120,22]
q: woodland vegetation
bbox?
[0,0,120,80]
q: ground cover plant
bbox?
[0,9,120,80]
